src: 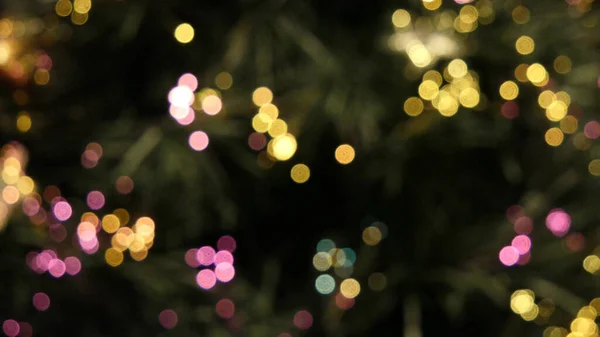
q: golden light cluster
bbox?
[405,59,481,118]
[250,86,299,165]
[510,289,539,321]
[106,216,155,266]
[0,143,33,230]
[55,0,91,25]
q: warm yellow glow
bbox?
[16,112,32,132]
[512,5,530,24]
[555,91,571,106]
[459,88,480,108]
[448,59,468,78]
[268,119,288,138]
[571,317,598,336]
[252,87,273,106]
[499,81,519,100]
[437,93,459,117]
[526,63,547,84]
[272,134,297,161]
[583,255,600,274]
[174,23,194,44]
[514,63,529,83]
[422,0,442,11]
[560,116,578,134]
[252,113,273,133]
[546,101,568,122]
[2,186,19,204]
[553,55,572,74]
[16,176,34,195]
[538,90,555,108]
[404,97,424,116]
[55,0,73,17]
[510,290,534,314]
[418,80,439,101]
[73,0,92,14]
[362,226,382,245]
[259,103,279,120]
[521,304,539,321]
[589,298,600,314]
[34,69,50,85]
[105,248,124,267]
[102,214,120,233]
[392,9,411,28]
[71,12,88,25]
[0,42,10,65]
[515,36,535,55]
[130,249,148,261]
[545,128,564,147]
[423,70,443,86]
[290,164,310,183]
[340,278,361,299]
[313,252,332,271]
[335,144,355,165]
[459,6,479,24]
[577,306,597,319]
[215,72,233,90]
[407,41,432,68]
[113,208,130,226]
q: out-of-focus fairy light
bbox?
[546,209,571,237]
[169,85,194,108]
[293,310,313,330]
[571,317,598,335]
[197,246,216,266]
[317,239,335,252]
[272,134,297,161]
[16,112,32,132]
[105,248,124,267]
[583,255,600,274]
[514,216,533,235]
[545,128,564,147]
[259,103,279,120]
[565,232,585,252]
[248,132,267,151]
[64,256,81,275]
[499,246,519,266]
[546,102,568,122]
[336,292,355,310]
[512,5,530,24]
[406,40,431,68]
[48,259,66,277]
[584,121,600,139]
[215,72,233,90]
[2,320,19,337]
[49,224,67,242]
[34,69,50,85]
[499,81,519,100]
[87,191,105,210]
[53,201,72,221]
[252,87,273,107]
[510,290,535,314]
[340,278,360,299]
[17,176,34,195]
[335,144,355,165]
[217,236,237,253]
[216,299,235,319]
[514,64,529,82]
[202,95,222,115]
[404,97,424,116]
[392,9,411,28]
[588,159,600,176]
[178,73,198,91]
[538,90,555,109]
[291,164,310,183]
[33,292,50,311]
[554,55,572,74]
[197,269,217,289]
[22,197,40,216]
[159,309,178,329]
[214,250,234,266]
[174,23,194,44]
[252,113,272,133]
[71,12,88,25]
[511,235,531,255]
[115,176,134,195]
[422,0,442,11]
[561,115,578,134]
[102,214,120,233]
[175,109,195,125]
[73,0,91,14]
[515,36,535,55]
[362,226,382,246]
[2,186,19,204]
[526,63,547,84]
[268,119,288,138]
[459,5,479,24]
[418,80,439,100]
[189,131,209,151]
[313,252,332,271]
[448,59,468,78]
[459,88,480,108]
[55,0,73,16]
[315,274,336,295]
[185,248,200,267]
[17,322,31,337]
[215,262,235,282]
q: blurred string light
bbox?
[1,143,34,230]
[174,23,194,44]
[183,236,238,290]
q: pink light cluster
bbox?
[168,74,197,125]
[185,235,238,290]
[500,205,534,266]
[27,251,81,277]
[77,221,99,254]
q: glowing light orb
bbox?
[272,134,297,161]
[2,319,19,337]
[196,246,216,266]
[159,309,178,329]
[178,73,198,91]
[315,274,336,294]
[53,201,72,221]
[215,299,235,319]
[293,310,313,330]
[168,86,194,108]
[511,235,531,255]
[196,269,217,289]
[214,250,234,266]
[202,95,222,115]
[217,235,237,253]
[499,246,520,266]
[48,259,66,278]
[514,216,533,235]
[215,262,235,282]
[185,249,200,267]
[33,292,50,311]
[189,131,209,151]
[546,209,570,237]
[64,256,81,275]
[340,278,361,299]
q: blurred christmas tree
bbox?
[0,0,599,336]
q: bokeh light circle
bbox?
[196,246,216,266]
[216,298,235,319]
[196,269,217,289]
[159,309,178,329]
[215,262,235,282]
[217,235,237,253]
[86,191,105,210]
[315,274,336,295]
[293,310,313,330]
[499,246,520,266]
[189,131,209,151]
[53,201,72,221]
[2,319,19,337]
